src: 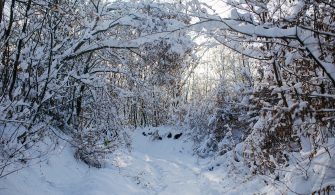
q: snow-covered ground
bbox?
[0,126,334,195]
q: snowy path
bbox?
[108,127,227,195]
[0,126,272,195]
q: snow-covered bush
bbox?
[189,0,335,177]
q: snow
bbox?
[1,126,334,195]
[284,140,335,195]
[0,126,250,194]
[223,20,297,38]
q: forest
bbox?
[0,0,334,194]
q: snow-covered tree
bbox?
[0,0,195,175]
[188,0,335,174]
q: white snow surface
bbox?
[0,126,334,195]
